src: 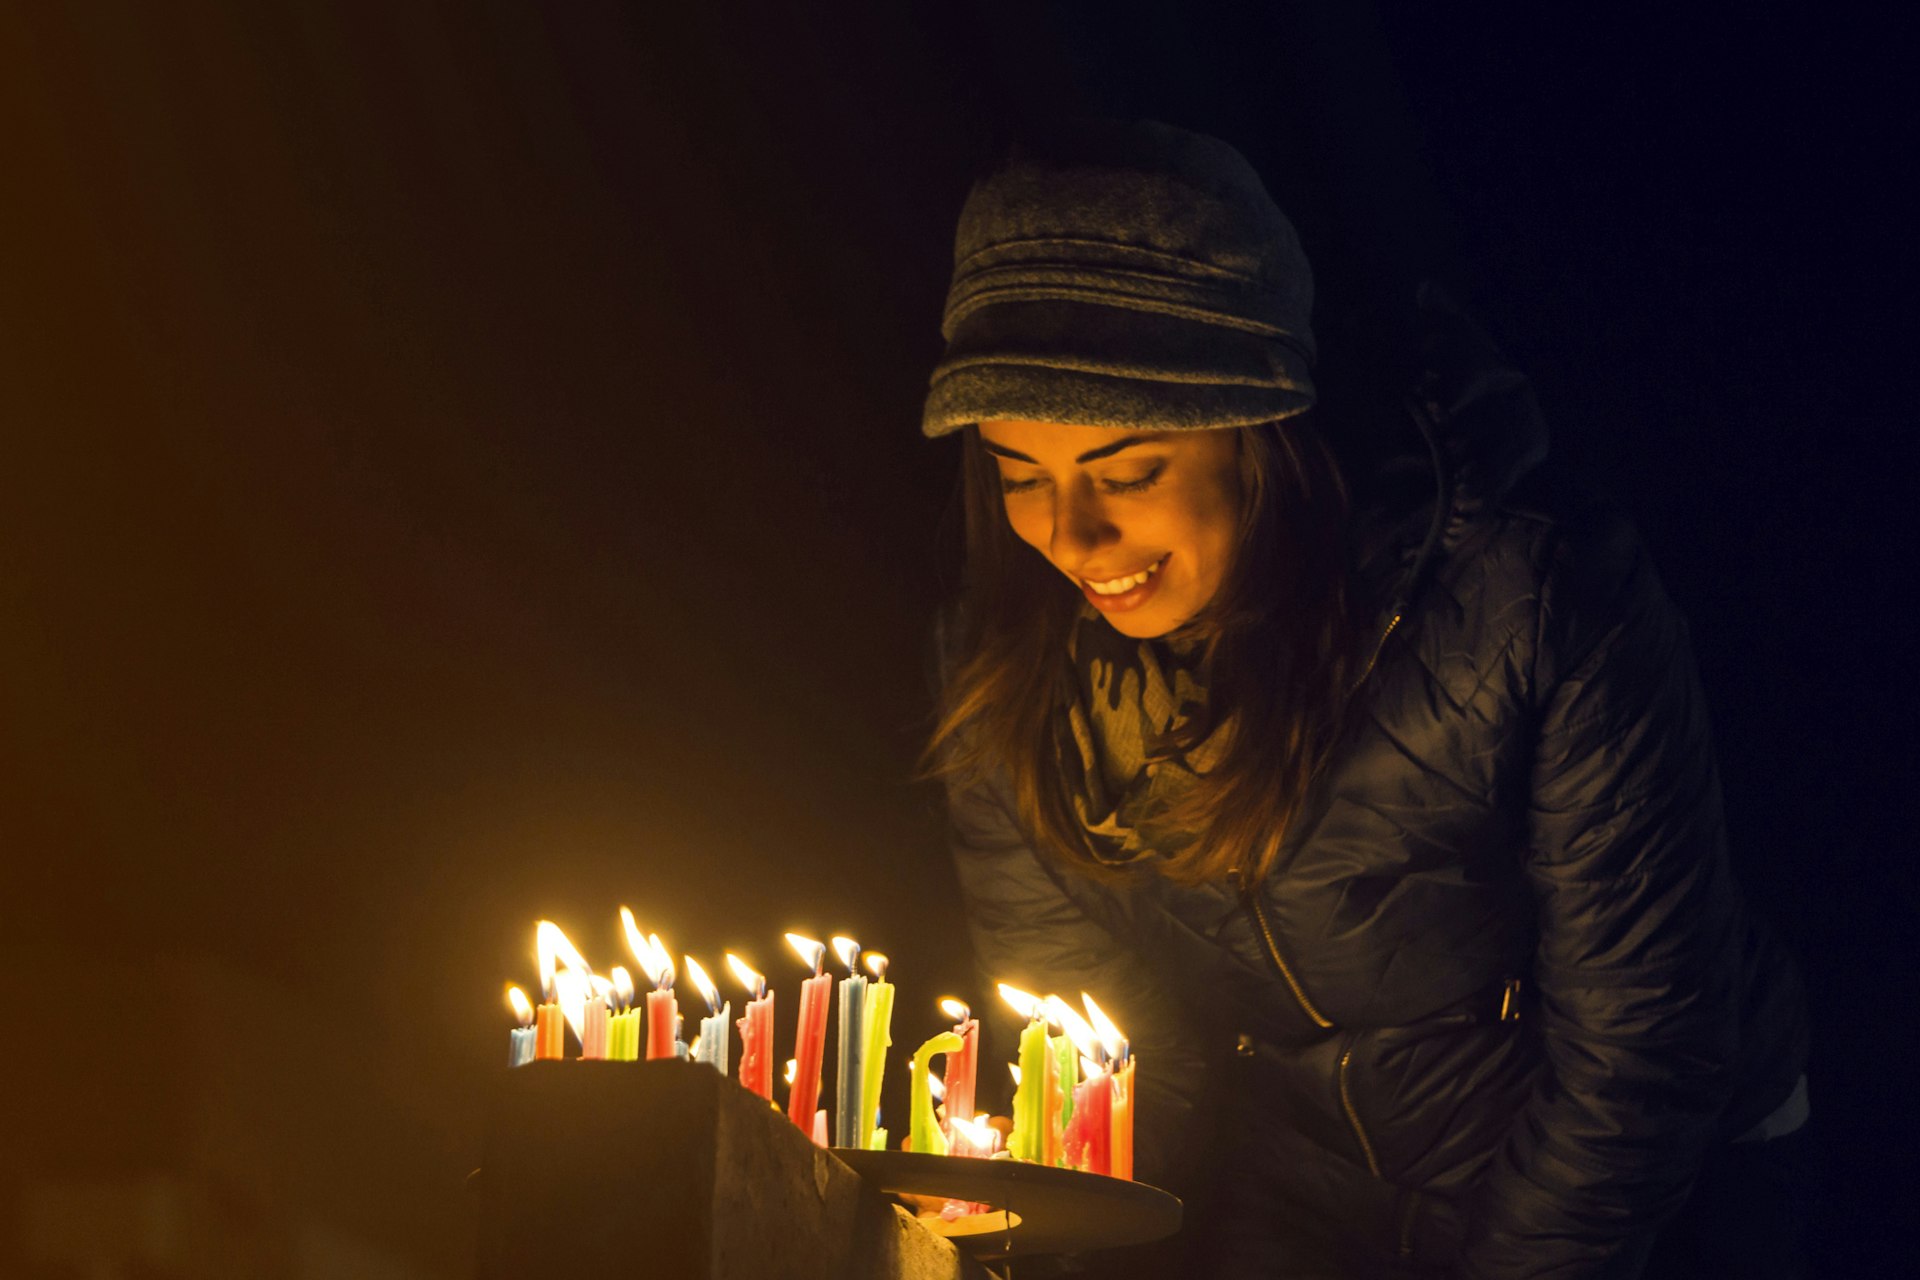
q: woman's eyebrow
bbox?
[978,435,1155,464]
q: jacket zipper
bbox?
[1338,1030,1384,1179]
[1246,893,1332,1029]
[1353,612,1403,692]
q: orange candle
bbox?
[728,954,775,1099]
[534,919,592,1061]
[786,934,832,1129]
[1110,1059,1134,1180]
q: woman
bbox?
[922,120,1810,1278]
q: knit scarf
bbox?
[1058,605,1226,864]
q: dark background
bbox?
[2,1,1908,1275]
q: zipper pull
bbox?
[1499,977,1522,1022]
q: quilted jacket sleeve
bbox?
[1456,511,1744,1279]
[943,764,1211,1194]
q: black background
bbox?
[2,1,1908,1274]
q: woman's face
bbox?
[979,420,1244,639]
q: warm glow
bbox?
[1082,993,1128,1060]
[831,935,860,972]
[611,966,635,1010]
[535,920,590,1002]
[939,997,971,1023]
[864,952,889,981]
[949,1114,996,1150]
[1047,996,1101,1062]
[553,967,590,1042]
[646,934,675,991]
[685,956,721,1014]
[1008,1063,1022,1086]
[619,907,651,978]
[505,984,533,1027]
[785,932,826,973]
[785,1058,798,1086]
[928,1073,946,1102]
[1081,1055,1104,1079]
[997,983,1043,1021]
[725,952,766,997]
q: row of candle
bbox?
[501,913,1132,1178]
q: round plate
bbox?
[830,1148,1181,1258]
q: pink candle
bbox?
[728,954,776,1100]
[785,934,832,1129]
[939,998,979,1138]
[1065,1068,1112,1174]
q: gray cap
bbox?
[922,119,1316,438]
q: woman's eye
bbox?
[999,474,1046,495]
[1102,466,1163,494]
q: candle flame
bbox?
[1047,996,1101,1062]
[939,997,971,1024]
[928,1073,946,1102]
[725,952,766,997]
[949,1114,995,1149]
[830,935,860,972]
[505,984,534,1027]
[618,907,652,977]
[863,952,889,981]
[553,967,591,1043]
[784,1058,798,1086]
[645,933,675,990]
[611,966,635,1010]
[535,920,590,1002]
[785,932,826,974]
[684,956,721,1014]
[1008,1063,1022,1086]
[1082,993,1127,1061]
[1081,1054,1104,1079]
[997,982,1043,1022]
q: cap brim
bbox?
[922,299,1315,437]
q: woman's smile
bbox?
[1079,552,1169,609]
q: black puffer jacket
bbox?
[941,322,1808,1278]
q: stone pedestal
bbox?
[478,1060,993,1280]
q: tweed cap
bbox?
[922,119,1316,437]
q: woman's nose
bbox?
[1049,481,1116,571]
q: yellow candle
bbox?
[909,1031,964,1154]
[857,954,895,1149]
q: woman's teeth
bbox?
[1085,557,1165,596]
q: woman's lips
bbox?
[1079,555,1168,613]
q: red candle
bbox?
[785,933,832,1130]
[939,998,979,1139]
[1065,1067,1112,1174]
[728,953,776,1099]
[646,986,678,1060]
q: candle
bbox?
[685,956,730,1075]
[534,920,590,1060]
[785,934,832,1130]
[608,966,640,1061]
[622,909,681,1060]
[727,953,774,1099]
[505,984,536,1067]
[812,1109,829,1148]
[909,1031,964,1154]
[831,937,867,1147]
[1065,1061,1113,1174]
[856,953,894,1151]
[1044,996,1093,1165]
[580,974,612,1060]
[1000,984,1050,1163]
[938,998,978,1139]
[1085,994,1133,1181]
[949,1113,1001,1160]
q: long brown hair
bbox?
[926,416,1360,887]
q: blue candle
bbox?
[684,956,730,1075]
[832,937,867,1146]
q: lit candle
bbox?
[909,1031,964,1154]
[856,953,894,1151]
[831,937,867,1147]
[785,934,832,1130]
[535,920,590,1060]
[1085,994,1133,1180]
[727,953,774,1099]
[581,975,612,1060]
[938,998,978,1140]
[999,984,1050,1163]
[608,966,640,1061]
[1043,997,1090,1166]
[622,909,681,1060]
[950,1113,1002,1160]
[505,984,536,1067]
[684,956,730,1075]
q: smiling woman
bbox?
[915,119,1809,1279]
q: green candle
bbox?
[910,1031,964,1154]
[857,955,895,1149]
[1011,1017,1049,1162]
